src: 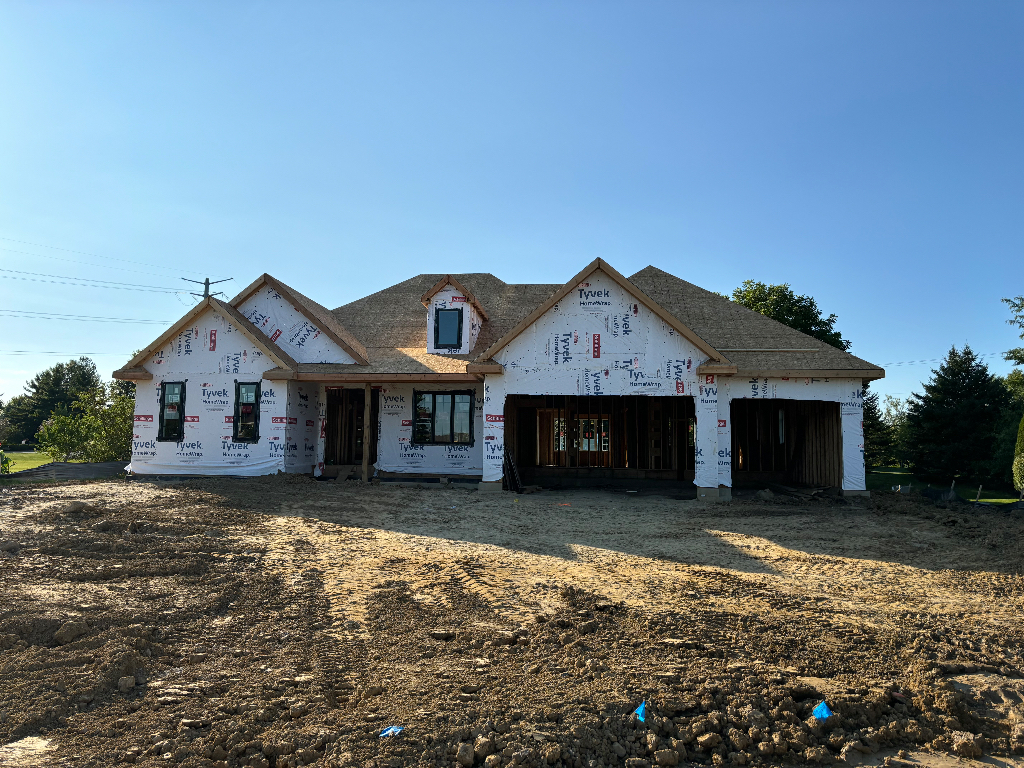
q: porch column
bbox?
[717,387,732,489]
[694,375,720,499]
[361,383,372,482]
[481,376,506,486]
[314,383,327,477]
[841,386,867,494]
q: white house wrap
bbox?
[116,261,882,495]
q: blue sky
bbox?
[1,1,1022,404]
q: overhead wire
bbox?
[0,236,230,279]
[0,310,172,324]
[0,267,191,293]
[0,246,211,282]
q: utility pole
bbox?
[182,277,233,300]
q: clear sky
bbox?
[1,2,1021,405]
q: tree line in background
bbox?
[2,284,1022,494]
[0,357,135,471]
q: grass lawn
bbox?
[868,466,1021,505]
[4,451,54,473]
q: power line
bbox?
[0,267,191,294]
[881,351,1010,367]
[0,246,210,282]
[0,236,229,279]
[0,310,172,324]
[0,350,127,356]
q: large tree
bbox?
[906,345,1008,484]
[2,357,101,444]
[731,281,851,351]
[862,387,892,470]
[1004,294,1024,365]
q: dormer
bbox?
[421,275,488,355]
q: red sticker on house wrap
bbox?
[592,333,600,358]
[486,414,504,422]
[675,381,685,394]
[134,415,154,422]
[209,330,217,351]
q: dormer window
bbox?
[435,308,463,349]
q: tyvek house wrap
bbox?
[481,269,717,485]
[716,377,866,491]
[129,307,313,476]
[238,285,358,364]
[375,384,485,475]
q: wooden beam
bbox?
[361,383,371,483]
[269,372,484,383]
[695,364,738,376]
[465,362,504,374]
[727,368,885,380]
[111,367,154,381]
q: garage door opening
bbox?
[505,394,696,488]
[731,399,842,488]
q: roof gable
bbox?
[477,258,730,365]
[115,297,298,376]
[230,274,369,364]
[420,274,489,321]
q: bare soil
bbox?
[1,477,1023,768]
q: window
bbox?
[158,381,186,442]
[434,308,463,349]
[413,390,474,445]
[234,382,261,443]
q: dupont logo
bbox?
[134,415,154,422]
[486,414,504,422]
[450,296,467,302]
[485,435,496,441]
[209,329,217,351]
[288,417,297,424]
[401,419,412,426]
[306,419,315,427]
[184,416,199,423]
[224,416,234,423]
[272,417,288,424]
[718,419,727,428]
[705,375,715,384]
[675,381,686,394]
[270,329,282,342]
[592,333,601,359]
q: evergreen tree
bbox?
[1003,295,1024,365]
[906,345,1008,483]
[3,357,101,444]
[862,387,892,470]
[731,281,851,351]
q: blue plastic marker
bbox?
[812,701,834,720]
[633,701,646,722]
[379,726,404,738]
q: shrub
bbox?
[0,450,10,474]
[37,412,89,462]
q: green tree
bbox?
[1003,295,1024,365]
[862,387,892,470]
[882,394,911,467]
[36,409,89,462]
[906,345,1009,484]
[3,357,101,444]
[731,281,851,351]
[76,383,135,462]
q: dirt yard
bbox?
[1,477,1023,768]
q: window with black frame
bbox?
[413,390,474,445]
[158,381,185,442]
[234,382,261,443]
[434,307,463,349]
